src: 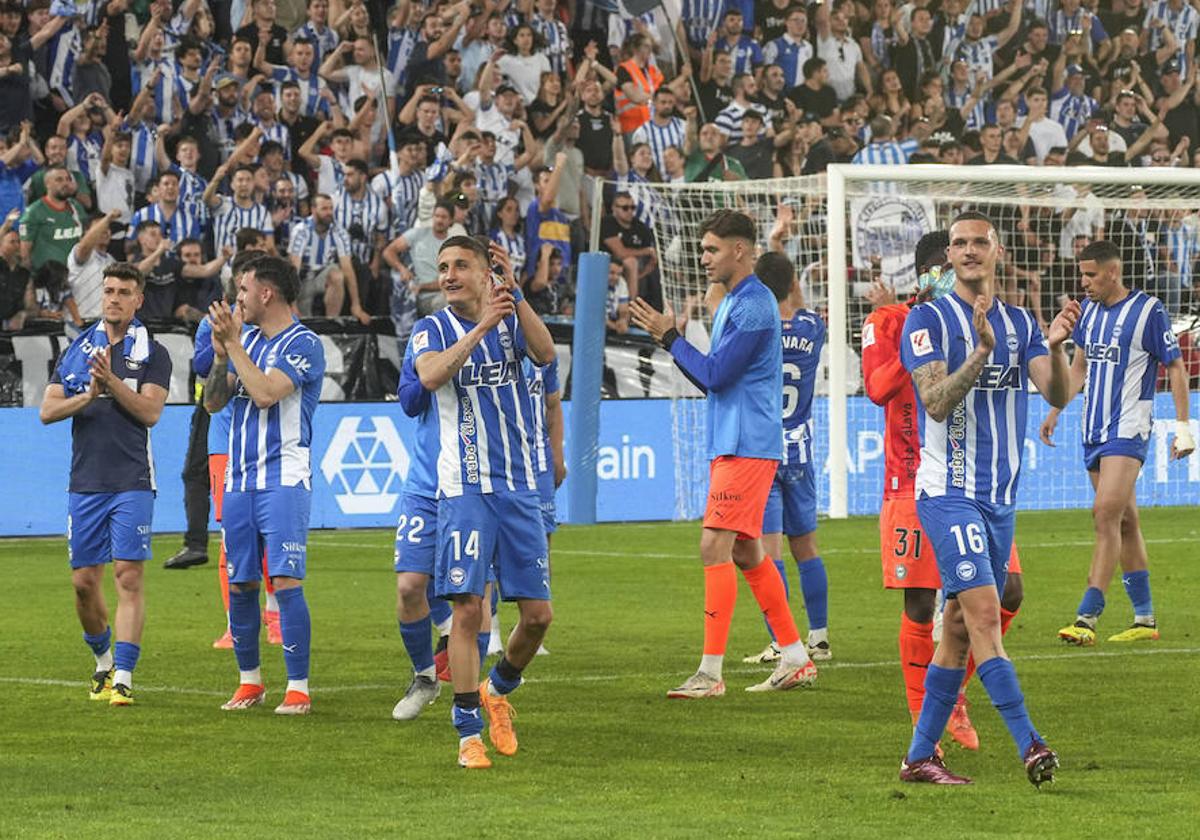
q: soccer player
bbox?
[389,341,455,721]
[194,253,281,650]
[630,209,817,698]
[203,256,326,716]
[1041,240,1195,646]
[40,263,171,706]
[864,233,1026,752]
[898,211,1078,787]
[410,236,556,769]
[740,251,831,665]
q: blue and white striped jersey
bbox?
[491,228,526,278]
[763,34,814,87]
[1145,1,1199,75]
[269,67,331,118]
[129,202,202,248]
[474,159,513,222]
[954,35,999,79]
[227,320,326,491]
[128,123,159,194]
[531,12,571,76]
[1073,291,1181,445]
[133,58,189,124]
[681,0,724,46]
[291,21,340,65]
[382,169,424,237]
[47,26,80,105]
[333,187,389,264]
[631,116,687,175]
[900,294,1049,504]
[211,107,251,162]
[946,84,987,131]
[254,118,292,159]
[851,138,917,165]
[781,309,826,467]
[66,132,103,187]
[212,198,273,252]
[171,165,209,214]
[1166,217,1198,287]
[287,218,351,273]
[411,308,539,498]
[523,356,560,475]
[1050,88,1098,139]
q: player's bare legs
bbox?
[503,599,553,669]
[112,561,145,647]
[1063,455,1155,644]
[448,595,484,699]
[72,565,109,637]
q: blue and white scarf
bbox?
[56,319,151,395]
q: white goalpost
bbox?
[614,165,1200,521]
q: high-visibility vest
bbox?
[613,59,663,133]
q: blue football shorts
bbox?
[761,462,818,537]
[221,486,312,584]
[916,494,1015,599]
[435,491,550,602]
[535,468,557,535]
[393,492,438,575]
[1084,437,1149,473]
[67,491,154,569]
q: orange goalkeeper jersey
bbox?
[862,303,920,500]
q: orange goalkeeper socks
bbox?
[742,558,801,648]
[899,613,935,721]
[702,562,738,656]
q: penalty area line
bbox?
[4,647,1197,698]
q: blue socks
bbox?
[228,588,262,672]
[977,657,1041,757]
[797,556,828,631]
[275,587,311,681]
[452,692,484,738]
[84,627,111,657]
[906,664,964,763]
[477,631,490,669]
[487,656,523,696]
[113,641,140,673]
[1077,586,1105,620]
[1122,570,1154,620]
[427,580,452,627]
[399,615,435,674]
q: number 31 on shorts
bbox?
[893,527,924,559]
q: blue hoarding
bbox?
[1,393,1196,537]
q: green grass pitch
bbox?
[2,508,1199,838]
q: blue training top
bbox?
[669,273,783,461]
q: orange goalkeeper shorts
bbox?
[208,454,228,522]
[881,495,1023,587]
[703,455,777,541]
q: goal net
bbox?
[619,165,1200,521]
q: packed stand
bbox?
[0,0,1198,338]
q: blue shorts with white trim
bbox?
[916,494,1015,599]
[1083,437,1148,472]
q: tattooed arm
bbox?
[203,356,235,414]
[911,355,988,424]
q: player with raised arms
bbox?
[630,209,817,698]
[864,232,1026,752]
[410,235,556,770]
[1041,239,1195,646]
[204,256,327,716]
[740,251,832,666]
[898,211,1078,787]
[41,263,171,706]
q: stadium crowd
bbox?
[0,0,1198,338]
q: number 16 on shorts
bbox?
[916,496,1015,598]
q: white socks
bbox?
[96,649,113,673]
[700,654,723,680]
[113,669,132,688]
[239,668,263,686]
[286,678,309,695]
